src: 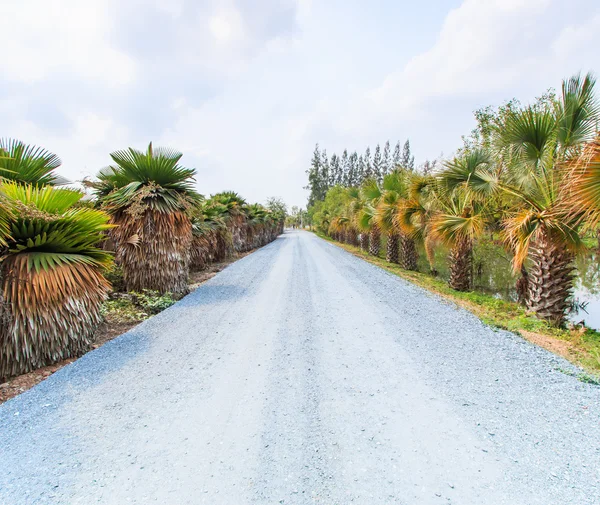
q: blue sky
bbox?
[1,0,598,207]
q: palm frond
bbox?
[93,142,199,213]
[441,149,499,197]
[0,139,67,187]
[568,137,600,228]
[557,72,600,152]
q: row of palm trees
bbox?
[0,141,285,379]
[312,73,600,328]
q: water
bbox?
[416,239,600,331]
[571,251,600,330]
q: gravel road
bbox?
[1,230,599,504]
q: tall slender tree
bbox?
[330,153,341,186]
[357,154,366,184]
[364,147,373,179]
[341,150,350,186]
[401,140,415,170]
[321,149,330,195]
[382,141,392,176]
[393,141,402,168]
[306,144,323,207]
[373,144,383,183]
[349,151,359,186]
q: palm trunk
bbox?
[359,233,367,252]
[527,232,574,327]
[516,265,529,306]
[424,235,438,276]
[1,258,109,379]
[400,235,418,271]
[448,238,473,291]
[345,229,357,246]
[386,233,399,263]
[369,228,381,257]
[112,209,192,295]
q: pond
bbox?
[415,239,600,331]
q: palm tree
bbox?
[428,150,497,291]
[0,139,68,186]
[190,199,224,271]
[395,173,439,274]
[330,215,352,243]
[0,183,112,379]
[211,192,248,252]
[245,203,270,249]
[493,73,599,325]
[90,142,199,295]
[430,191,487,291]
[357,179,381,257]
[569,136,600,232]
[374,173,404,264]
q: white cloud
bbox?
[1,0,598,208]
[552,13,600,62]
[370,0,552,111]
[209,8,244,44]
[6,108,130,186]
[0,0,135,87]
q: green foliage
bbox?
[0,138,68,187]
[266,197,287,222]
[102,290,178,322]
[104,264,126,292]
[2,182,113,272]
[89,142,200,213]
[131,290,178,314]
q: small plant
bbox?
[102,290,178,323]
[130,290,178,315]
[101,298,148,322]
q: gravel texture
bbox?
[1,230,599,504]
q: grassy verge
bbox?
[315,232,600,380]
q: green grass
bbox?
[316,231,600,378]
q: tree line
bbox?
[307,72,600,328]
[305,140,415,206]
[0,141,286,379]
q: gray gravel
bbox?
[1,230,599,504]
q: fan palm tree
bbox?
[211,192,248,252]
[395,173,439,274]
[90,142,199,295]
[430,190,487,291]
[0,183,112,379]
[429,150,497,291]
[492,73,599,325]
[245,203,269,249]
[569,136,600,231]
[358,179,382,257]
[203,200,234,262]
[0,139,68,186]
[329,215,352,243]
[374,173,403,264]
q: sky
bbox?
[1,0,599,208]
